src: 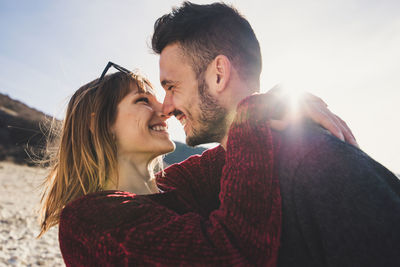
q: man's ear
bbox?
[212,55,231,94]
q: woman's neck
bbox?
[105,154,158,195]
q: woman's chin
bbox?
[162,141,176,155]
[152,140,176,157]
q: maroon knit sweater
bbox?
[58,95,282,266]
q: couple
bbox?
[39,2,400,266]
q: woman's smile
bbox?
[112,88,175,158]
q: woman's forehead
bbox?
[131,80,155,95]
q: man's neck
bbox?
[219,108,237,149]
[213,75,260,149]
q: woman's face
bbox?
[111,84,175,160]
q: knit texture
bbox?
[58,94,282,266]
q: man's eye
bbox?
[136,97,149,103]
[167,85,174,91]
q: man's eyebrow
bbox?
[161,79,174,87]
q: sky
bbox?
[0,0,399,173]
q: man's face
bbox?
[159,43,227,146]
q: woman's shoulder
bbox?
[62,190,139,214]
[60,190,185,231]
[60,191,159,233]
[58,190,178,263]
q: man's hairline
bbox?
[159,41,260,93]
[159,41,206,87]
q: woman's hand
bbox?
[256,86,358,147]
[297,93,358,147]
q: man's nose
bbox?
[162,93,175,116]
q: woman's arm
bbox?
[265,86,358,147]
[59,95,281,266]
[156,90,357,209]
[155,145,225,217]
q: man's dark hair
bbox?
[152,1,262,89]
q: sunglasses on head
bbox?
[90,61,134,92]
[98,61,133,82]
[92,62,153,95]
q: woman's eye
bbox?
[167,85,174,91]
[136,97,149,104]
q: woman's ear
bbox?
[212,55,231,94]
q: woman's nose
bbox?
[154,100,170,120]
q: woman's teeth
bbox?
[151,125,167,132]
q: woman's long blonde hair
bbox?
[38,71,154,237]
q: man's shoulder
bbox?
[277,120,366,176]
[277,120,399,189]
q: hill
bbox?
[0,93,51,164]
[164,141,206,165]
[0,93,206,166]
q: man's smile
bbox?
[174,110,188,127]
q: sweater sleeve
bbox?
[154,91,283,216]
[59,95,282,266]
[155,145,225,217]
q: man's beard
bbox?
[186,78,228,147]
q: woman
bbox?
[38,62,349,266]
[39,63,174,235]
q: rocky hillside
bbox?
[0,93,51,165]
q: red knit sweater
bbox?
[58,95,282,266]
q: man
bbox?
[153,2,400,266]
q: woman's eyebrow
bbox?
[133,90,155,96]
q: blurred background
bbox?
[1,0,399,173]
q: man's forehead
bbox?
[160,44,179,68]
[160,43,184,60]
[159,43,191,85]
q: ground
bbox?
[0,162,63,266]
